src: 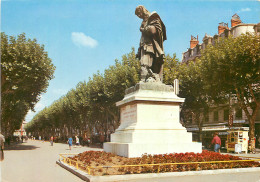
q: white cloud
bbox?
[71,32,98,48]
[238,8,251,13]
[241,8,251,12]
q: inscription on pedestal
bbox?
[120,104,137,130]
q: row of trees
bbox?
[25,33,259,149]
[1,33,55,136]
[25,49,141,139]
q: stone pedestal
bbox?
[104,82,202,158]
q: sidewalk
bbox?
[1,140,102,182]
[222,148,260,158]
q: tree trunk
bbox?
[248,117,255,152]
[247,104,259,153]
[236,88,260,153]
[195,112,202,142]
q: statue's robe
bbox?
[138,12,167,81]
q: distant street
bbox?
[1,140,102,182]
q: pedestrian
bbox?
[0,133,5,161]
[211,132,221,153]
[75,136,80,146]
[87,137,91,147]
[50,136,54,146]
[68,136,73,150]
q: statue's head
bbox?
[135,5,149,19]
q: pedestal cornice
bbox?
[116,82,185,107]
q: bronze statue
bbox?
[135,5,167,82]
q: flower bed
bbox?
[68,150,260,176]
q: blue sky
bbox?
[1,0,259,122]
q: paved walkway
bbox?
[222,148,260,158]
[1,141,260,182]
[1,140,102,182]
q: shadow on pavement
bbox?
[88,144,103,149]
[5,143,40,151]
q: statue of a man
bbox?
[135,5,167,82]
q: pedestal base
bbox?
[104,82,202,157]
[104,142,202,158]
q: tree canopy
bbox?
[199,33,260,148]
[1,32,55,135]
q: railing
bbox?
[59,153,260,176]
[59,153,92,174]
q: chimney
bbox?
[218,22,229,34]
[190,35,199,49]
[254,23,260,35]
[231,14,242,27]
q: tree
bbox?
[199,33,260,151]
[163,54,210,142]
[1,32,55,135]
[178,60,209,142]
[163,53,180,85]
[25,48,139,142]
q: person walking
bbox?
[0,133,5,161]
[75,136,80,147]
[68,136,73,150]
[50,136,54,146]
[211,132,221,153]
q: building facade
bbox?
[182,14,260,63]
[181,14,260,149]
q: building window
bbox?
[214,111,218,122]
[224,109,229,121]
[236,108,242,119]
